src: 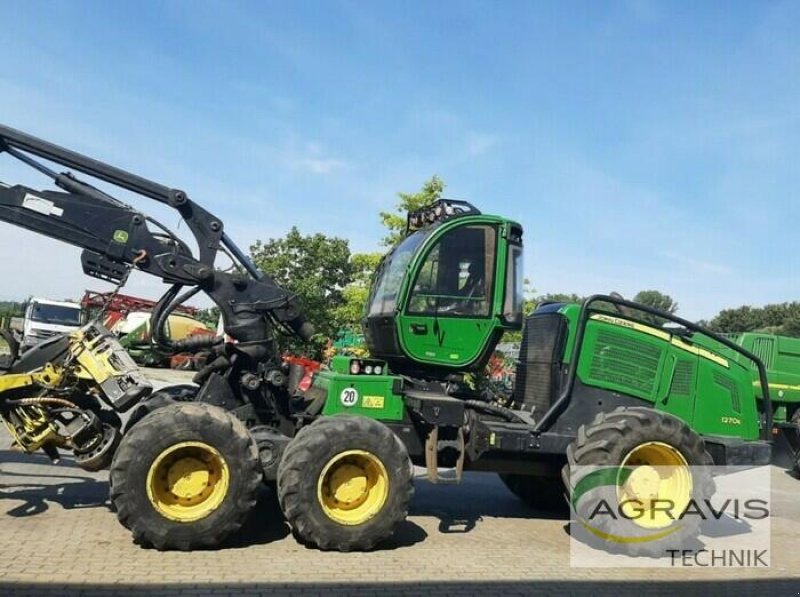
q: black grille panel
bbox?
[515,313,568,415]
[588,329,662,395]
[713,370,741,413]
[670,359,695,396]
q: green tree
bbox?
[196,306,220,329]
[632,290,678,315]
[333,252,382,329]
[379,175,445,246]
[781,316,800,338]
[534,292,584,310]
[334,176,446,329]
[251,227,353,356]
[706,302,800,338]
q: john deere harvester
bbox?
[0,124,791,555]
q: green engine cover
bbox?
[572,312,761,440]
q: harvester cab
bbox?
[364,199,525,378]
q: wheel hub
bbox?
[619,441,692,529]
[317,450,389,525]
[328,464,369,507]
[146,441,230,522]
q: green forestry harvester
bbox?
[0,125,795,555]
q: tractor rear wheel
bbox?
[110,402,261,550]
[277,415,413,551]
[499,474,566,512]
[565,407,714,557]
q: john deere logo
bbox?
[113,230,129,243]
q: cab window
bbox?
[407,225,496,317]
[368,230,427,316]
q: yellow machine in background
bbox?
[0,321,152,470]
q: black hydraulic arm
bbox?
[0,124,312,349]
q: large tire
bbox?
[565,407,714,557]
[110,402,261,550]
[791,409,800,475]
[277,415,413,551]
[123,384,198,433]
[499,474,566,512]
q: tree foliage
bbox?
[250,227,353,355]
[333,252,382,329]
[336,175,445,328]
[632,290,678,315]
[379,175,445,247]
[704,302,800,338]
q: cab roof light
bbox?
[406,199,481,233]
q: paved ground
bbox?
[0,369,798,596]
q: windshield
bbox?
[30,303,82,326]
[368,230,428,316]
[503,243,524,323]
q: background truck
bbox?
[21,297,83,350]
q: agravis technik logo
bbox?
[568,464,771,567]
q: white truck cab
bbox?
[22,297,84,350]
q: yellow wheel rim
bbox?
[618,441,692,529]
[146,441,230,523]
[317,449,389,526]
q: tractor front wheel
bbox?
[565,407,714,557]
[110,402,261,550]
[277,415,413,551]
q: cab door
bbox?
[397,223,500,369]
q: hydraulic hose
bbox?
[462,399,527,423]
[149,284,182,349]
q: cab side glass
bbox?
[503,243,524,324]
[407,225,497,317]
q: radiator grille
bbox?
[514,313,568,415]
[588,329,662,395]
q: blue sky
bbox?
[0,1,798,319]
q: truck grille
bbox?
[750,337,775,369]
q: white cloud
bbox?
[464,132,499,157]
[289,156,350,175]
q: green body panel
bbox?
[565,310,760,440]
[718,332,800,423]
[317,357,404,421]
[397,314,498,367]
